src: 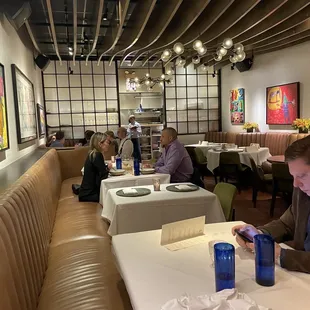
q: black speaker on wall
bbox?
[235,57,253,72]
[0,1,32,30]
[34,54,50,71]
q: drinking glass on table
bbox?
[153,178,161,191]
[208,240,226,268]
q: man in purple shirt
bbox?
[155,127,193,182]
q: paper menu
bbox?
[160,216,205,247]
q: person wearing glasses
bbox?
[79,132,112,203]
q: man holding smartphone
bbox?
[232,135,310,273]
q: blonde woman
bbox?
[79,132,112,202]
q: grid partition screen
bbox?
[165,63,220,134]
[43,60,119,139]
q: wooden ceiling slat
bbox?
[97,0,130,64]
[109,0,157,65]
[251,19,310,49]
[132,0,211,65]
[241,4,310,46]
[207,0,288,47]
[121,0,183,66]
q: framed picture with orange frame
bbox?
[266,82,300,125]
[0,63,9,151]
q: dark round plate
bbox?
[116,187,151,197]
[166,184,199,192]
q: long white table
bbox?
[112,221,310,310]
[99,173,170,206]
[185,143,221,156]
[207,147,271,172]
[102,183,225,236]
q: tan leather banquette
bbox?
[0,147,132,310]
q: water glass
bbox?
[254,234,275,287]
[214,242,235,292]
[116,157,122,169]
[134,159,140,176]
[111,156,115,163]
[208,240,225,268]
[153,178,161,191]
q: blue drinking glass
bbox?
[134,159,140,176]
[116,157,122,169]
[254,234,275,287]
[214,242,235,292]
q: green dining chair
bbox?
[213,182,238,221]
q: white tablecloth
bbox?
[112,221,310,310]
[99,173,170,206]
[102,183,225,236]
[185,144,221,156]
[207,147,271,172]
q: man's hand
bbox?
[107,162,112,170]
[231,224,260,251]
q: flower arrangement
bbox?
[292,118,310,132]
[242,122,258,130]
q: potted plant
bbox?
[243,122,259,133]
[292,118,310,133]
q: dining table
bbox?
[267,155,285,163]
[101,183,225,236]
[112,221,310,310]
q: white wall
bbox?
[0,15,44,169]
[221,41,310,133]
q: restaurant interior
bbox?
[0,1,310,309]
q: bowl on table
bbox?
[110,169,126,176]
[140,168,155,175]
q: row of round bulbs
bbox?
[214,39,246,63]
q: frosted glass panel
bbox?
[105,75,117,87]
[58,88,70,100]
[199,121,208,133]
[209,121,219,131]
[45,62,55,74]
[176,66,185,74]
[177,111,187,122]
[71,101,83,113]
[69,75,81,87]
[82,75,93,87]
[198,87,207,97]
[209,98,219,109]
[199,110,208,121]
[107,100,118,111]
[96,100,106,112]
[187,63,195,74]
[45,88,57,100]
[188,110,197,121]
[59,101,71,113]
[187,75,197,86]
[167,111,176,122]
[166,99,176,111]
[94,88,106,99]
[176,75,186,86]
[198,75,207,86]
[209,86,218,97]
[96,113,107,125]
[187,87,197,98]
[106,88,117,99]
[107,113,119,124]
[70,88,82,100]
[166,88,175,99]
[83,88,94,100]
[72,114,84,126]
[167,122,177,130]
[178,122,187,134]
[81,62,92,74]
[56,61,67,74]
[208,74,218,85]
[93,62,104,74]
[60,114,72,126]
[198,98,208,109]
[68,61,80,74]
[44,75,56,87]
[94,75,105,87]
[57,75,69,87]
[209,109,219,120]
[45,101,58,113]
[47,114,59,126]
[84,100,95,112]
[105,62,116,74]
[74,127,86,138]
[177,87,186,98]
[177,99,187,110]
[188,122,198,133]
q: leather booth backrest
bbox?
[235,133,266,147]
[226,132,238,144]
[288,133,309,145]
[205,132,227,143]
[264,132,291,155]
[0,149,62,310]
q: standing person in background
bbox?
[79,132,112,203]
[50,131,65,147]
[105,130,119,154]
[78,130,95,146]
[127,115,141,162]
[117,126,133,159]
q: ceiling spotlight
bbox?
[222,38,233,49]
[102,12,108,21]
[216,46,227,57]
[197,45,207,56]
[193,40,203,51]
[234,43,244,54]
[192,55,200,64]
[173,42,184,55]
[212,71,216,78]
[214,54,222,61]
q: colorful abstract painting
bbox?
[37,104,46,137]
[230,88,244,125]
[266,82,299,125]
[0,63,9,151]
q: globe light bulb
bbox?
[175,56,185,67]
[222,38,233,49]
[229,55,238,63]
[163,49,172,57]
[192,55,200,64]
[193,40,203,51]
[161,74,165,80]
[173,42,184,55]
[145,80,150,85]
[217,46,227,56]
[134,77,139,82]
[236,51,246,62]
[214,54,223,61]
[201,63,208,71]
[160,81,164,87]
[145,73,150,77]
[166,68,173,75]
[234,43,244,54]
[198,45,207,56]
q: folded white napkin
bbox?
[161,289,269,310]
[175,185,192,190]
[122,188,137,194]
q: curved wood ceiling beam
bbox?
[241,4,310,47]
[133,0,211,66]
[109,0,157,66]
[207,0,288,48]
[121,0,183,66]
[251,19,310,49]
[97,0,130,64]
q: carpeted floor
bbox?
[204,177,288,227]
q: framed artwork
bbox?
[0,63,9,151]
[266,82,300,125]
[230,88,244,124]
[37,103,46,137]
[11,64,37,143]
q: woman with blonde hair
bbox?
[79,132,112,202]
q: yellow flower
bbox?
[243,122,259,130]
[292,118,310,130]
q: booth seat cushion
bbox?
[288,133,309,145]
[235,133,266,147]
[264,132,290,155]
[37,238,132,310]
[59,176,82,201]
[225,132,238,144]
[51,199,109,247]
[205,132,227,143]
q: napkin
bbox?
[161,289,270,310]
[175,185,192,190]
[122,188,137,194]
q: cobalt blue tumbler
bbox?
[116,157,122,169]
[214,242,235,292]
[134,159,140,176]
[254,234,275,286]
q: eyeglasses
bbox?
[100,139,111,145]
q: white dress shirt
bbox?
[118,137,134,159]
[127,121,142,138]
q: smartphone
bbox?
[234,227,258,243]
